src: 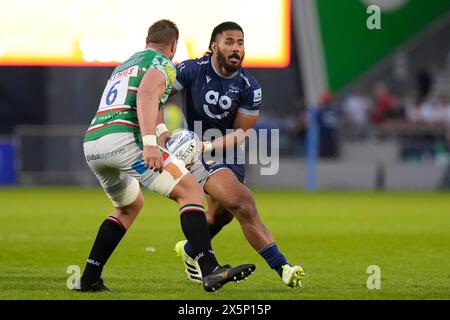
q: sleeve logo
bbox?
[253,88,262,103]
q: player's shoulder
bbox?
[239,67,261,91]
[138,49,173,67]
[177,55,210,71]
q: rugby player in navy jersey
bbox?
[162,22,304,287]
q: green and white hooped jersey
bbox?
[85,48,176,142]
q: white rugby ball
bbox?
[165,129,201,166]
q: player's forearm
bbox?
[208,128,247,151]
[156,107,165,125]
[155,107,170,138]
[203,113,258,153]
[137,95,160,137]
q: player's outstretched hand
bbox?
[143,145,163,173]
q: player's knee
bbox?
[228,192,257,222]
[118,192,144,216]
[171,175,205,206]
[235,203,257,223]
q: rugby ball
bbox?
[165,129,202,166]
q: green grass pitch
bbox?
[0,188,449,300]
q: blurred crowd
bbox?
[258,61,450,160]
[342,82,450,131]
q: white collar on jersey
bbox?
[210,56,239,79]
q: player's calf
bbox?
[79,189,143,289]
[111,191,144,229]
[206,207,234,239]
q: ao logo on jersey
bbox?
[203,90,233,119]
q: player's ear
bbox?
[211,42,218,53]
[171,39,178,55]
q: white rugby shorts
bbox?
[83,132,188,207]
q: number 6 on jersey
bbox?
[98,78,129,110]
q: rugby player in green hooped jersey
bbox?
[78,19,255,293]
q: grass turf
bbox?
[0,188,449,300]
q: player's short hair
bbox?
[146,19,179,46]
[209,21,244,49]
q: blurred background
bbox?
[1,0,450,191]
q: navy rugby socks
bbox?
[185,229,289,277]
[180,204,219,276]
[258,242,288,277]
[81,216,126,286]
[184,226,289,277]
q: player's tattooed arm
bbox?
[137,69,166,173]
[204,113,258,152]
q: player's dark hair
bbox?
[146,19,179,46]
[209,21,244,50]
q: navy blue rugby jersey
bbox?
[174,55,262,135]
